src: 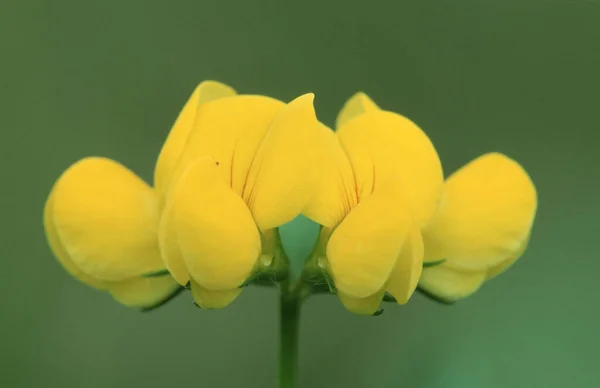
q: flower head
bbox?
[304,92,444,314]
[44,81,537,314]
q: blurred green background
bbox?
[1,0,598,387]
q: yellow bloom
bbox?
[419,152,537,302]
[43,81,237,309]
[304,92,444,315]
[158,92,323,309]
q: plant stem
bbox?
[279,286,301,388]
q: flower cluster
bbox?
[44,81,537,314]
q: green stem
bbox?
[279,286,301,388]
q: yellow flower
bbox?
[43,81,237,309]
[158,92,323,309]
[304,93,444,315]
[418,152,537,302]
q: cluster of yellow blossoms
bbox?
[44,81,537,315]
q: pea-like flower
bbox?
[43,81,237,309]
[303,93,444,315]
[418,152,537,302]
[158,92,322,309]
[305,92,537,313]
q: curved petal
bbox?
[48,157,163,282]
[44,190,106,290]
[386,226,424,304]
[422,153,537,272]
[171,157,261,290]
[418,265,486,302]
[336,110,443,227]
[302,124,357,228]
[158,199,190,285]
[335,92,380,129]
[166,95,285,201]
[486,234,530,280]
[326,178,413,298]
[337,289,385,315]
[154,81,237,196]
[190,280,242,309]
[108,276,181,308]
[243,94,323,230]
[422,225,447,265]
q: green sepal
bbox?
[297,271,337,295]
[142,269,171,278]
[372,309,384,316]
[184,281,191,290]
[382,292,396,303]
[240,272,260,287]
[140,286,185,312]
[258,229,289,277]
[322,271,336,294]
[416,287,455,305]
[306,281,331,294]
[423,259,446,268]
[241,271,279,288]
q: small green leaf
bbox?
[372,309,384,316]
[423,259,446,268]
[142,269,171,278]
[416,287,455,305]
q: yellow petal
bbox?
[336,110,443,227]
[335,92,380,129]
[190,280,242,309]
[386,226,424,304]
[171,157,261,290]
[154,81,237,196]
[337,289,385,315]
[422,152,537,272]
[421,225,447,265]
[44,190,106,290]
[49,157,163,282]
[157,199,190,285]
[302,124,357,228]
[326,178,413,298]
[167,95,285,201]
[418,265,486,302]
[243,93,322,230]
[108,276,181,308]
[486,234,530,280]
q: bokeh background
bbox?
[1,0,598,387]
